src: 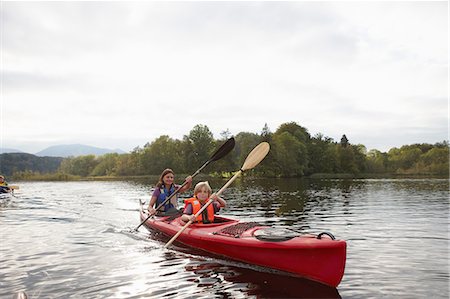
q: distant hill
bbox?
[0,153,63,176]
[0,148,24,154]
[35,144,126,157]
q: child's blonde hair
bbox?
[194,181,212,196]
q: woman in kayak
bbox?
[148,169,192,215]
[0,175,11,193]
[181,181,226,224]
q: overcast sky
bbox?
[1,1,448,154]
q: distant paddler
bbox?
[0,175,18,193]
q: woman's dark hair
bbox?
[156,168,174,188]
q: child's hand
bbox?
[148,207,156,215]
[181,214,196,223]
[211,193,226,208]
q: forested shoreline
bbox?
[2,122,449,180]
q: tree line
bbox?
[4,122,449,179]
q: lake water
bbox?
[1,178,448,298]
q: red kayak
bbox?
[139,201,346,287]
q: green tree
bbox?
[182,124,215,173]
[366,149,388,173]
[261,123,272,142]
[388,146,422,173]
[272,132,308,176]
[91,153,119,176]
[258,123,277,176]
[337,145,357,173]
[59,155,98,176]
[274,122,310,176]
[353,144,367,173]
[140,135,182,174]
[419,146,449,175]
[340,134,349,148]
[308,133,335,173]
[276,122,311,143]
[115,152,142,176]
[335,136,364,174]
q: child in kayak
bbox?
[148,169,193,216]
[181,181,226,224]
[0,175,11,193]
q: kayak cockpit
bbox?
[189,215,239,227]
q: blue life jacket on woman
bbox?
[156,184,177,211]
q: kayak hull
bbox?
[140,203,346,287]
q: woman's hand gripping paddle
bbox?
[164,142,270,248]
[134,137,235,231]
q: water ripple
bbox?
[1,179,448,298]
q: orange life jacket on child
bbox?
[184,197,215,224]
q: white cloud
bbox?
[1,1,447,153]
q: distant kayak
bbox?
[0,186,11,193]
[0,185,18,193]
[139,201,346,287]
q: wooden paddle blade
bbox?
[242,142,270,171]
[210,137,235,162]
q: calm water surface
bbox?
[0,178,448,298]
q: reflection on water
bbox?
[0,178,448,298]
[182,258,341,299]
